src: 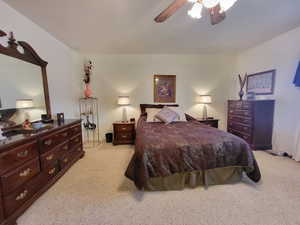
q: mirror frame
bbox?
[0,29,51,115]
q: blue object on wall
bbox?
[294,61,300,87]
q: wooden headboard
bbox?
[140,104,179,114]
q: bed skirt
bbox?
[145,167,243,191]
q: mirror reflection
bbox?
[0,53,46,126]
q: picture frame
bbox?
[153,75,176,103]
[246,70,276,95]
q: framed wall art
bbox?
[246,70,276,95]
[153,75,176,103]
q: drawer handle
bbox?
[75,138,79,142]
[62,133,68,137]
[48,168,56,175]
[122,127,127,130]
[44,139,52,146]
[64,158,68,163]
[16,190,28,201]
[46,154,54,161]
[62,145,68,150]
[19,168,31,177]
[122,135,127,138]
[77,147,81,151]
[17,150,29,158]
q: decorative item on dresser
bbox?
[198,119,219,128]
[0,120,84,225]
[113,122,135,145]
[227,100,275,150]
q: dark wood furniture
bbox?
[198,119,219,128]
[227,100,275,150]
[113,122,135,145]
[0,120,84,225]
[0,30,51,115]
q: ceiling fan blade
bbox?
[154,0,188,23]
[209,4,226,25]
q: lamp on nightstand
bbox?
[118,96,130,122]
[197,95,212,120]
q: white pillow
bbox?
[146,107,186,122]
[171,107,187,122]
[155,107,179,124]
[146,108,162,122]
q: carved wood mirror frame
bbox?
[0,29,51,115]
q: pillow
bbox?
[146,108,162,122]
[171,107,187,122]
[154,107,180,124]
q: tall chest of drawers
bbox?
[227,100,275,150]
[0,119,84,225]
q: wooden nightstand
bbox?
[198,119,219,128]
[113,122,135,145]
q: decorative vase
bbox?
[84,84,92,98]
[239,89,244,100]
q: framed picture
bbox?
[154,75,176,103]
[246,70,276,95]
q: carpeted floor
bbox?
[18,144,300,225]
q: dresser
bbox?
[113,122,135,145]
[227,100,275,150]
[0,120,84,225]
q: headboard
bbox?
[140,104,179,114]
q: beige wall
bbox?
[235,26,300,157]
[83,54,237,137]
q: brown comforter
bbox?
[125,115,261,189]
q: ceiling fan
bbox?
[154,0,238,25]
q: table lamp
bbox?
[16,99,34,129]
[118,96,130,122]
[197,95,212,120]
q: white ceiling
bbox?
[4,0,300,54]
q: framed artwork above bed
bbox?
[153,75,176,103]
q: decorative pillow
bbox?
[154,107,180,124]
[171,107,187,122]
[146,108,162,122]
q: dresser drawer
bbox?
[228,115,252,125]
[228,122,252,135]
[228,109,252,117]
[39,129,69,153]
[115,124,134,132]
[116,132,133,142]
[0,141,39,175]
[3,173,44,217]
[69,134,82,148]
[42,164,60,181]
[59,141,70,154]
[40,145,62,170]
[1,158,40,195]
[228,128,252,144]
[59,152,73,169]
[69,124,82,138]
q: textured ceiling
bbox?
[4,0,300,54]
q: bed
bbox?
[125,104,261,191]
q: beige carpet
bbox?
[18,144,300,225]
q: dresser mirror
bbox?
[0,30,51,129]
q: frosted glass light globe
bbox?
[188,0,198,3]
[202,0,220,8]
[219,0,238,11]
[188,2,203,19]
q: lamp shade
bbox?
[197,95,212,104]
[294,61,300,87]
[16,99,34,109]
[118,96,130,106]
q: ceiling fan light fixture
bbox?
[202,0,220,8]
[188,0,198,3]
[219,0,238,11]
[188,2,203,19]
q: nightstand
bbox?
[198,119,219,128]
[113,122,135,145]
